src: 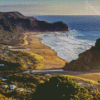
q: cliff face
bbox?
[0,11,68,32]
[63,38,100,71]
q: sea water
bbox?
[34,15,100,62]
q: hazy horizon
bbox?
[0,0,100,16]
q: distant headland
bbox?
[0,11,68,45]
[0,11,68,32]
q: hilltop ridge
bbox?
[0,11,68,32]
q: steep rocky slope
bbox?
[0,11,68,32]
[63,38,100,71]
[0,11,68,45]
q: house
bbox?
[0,64,4,67]
[2,78,7,81]
[17,88,24,92]
[91,90,97,93]
[25,90,32,93]
[10,85,17,91]
[44,74,51,77]
[2,85,8,88]
[39,76,45,79]
[9,36,15,40]
[78,83,83,85]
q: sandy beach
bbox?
[10,32,68,69]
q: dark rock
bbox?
[94,38,100,51]
[0,11,68,32]
[63,38,100,71]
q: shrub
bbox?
[32,76,93,100]
[98,80,100,83]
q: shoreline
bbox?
[9,32,68,69]
[34,32,69,62]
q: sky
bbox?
[0,0,100,15]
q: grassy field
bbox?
[76,73,100,83]
[63,72,100,85]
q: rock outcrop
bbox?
[63,38,100,71]
[0,11,68,32]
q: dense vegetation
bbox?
[0,93,17,100]
[0,54,26,71]
[7,74,40,85]
[0,74,46,100]
[0,75,100,100]
[32,76,100,100]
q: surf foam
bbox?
[35,31,95,62]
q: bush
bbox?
[32,76,93,100]
[8,74,40,85]
[98,80,100,83]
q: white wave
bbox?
[35,31,95,62]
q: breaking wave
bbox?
[35,30,96,62]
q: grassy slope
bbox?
[63,73,100,85]
[76,73,100,83]
[12,51,44,69]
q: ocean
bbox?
[34,15,100,62]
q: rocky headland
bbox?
[63,38,100,71]
[0,11,68,45]
[0,11,68,32]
